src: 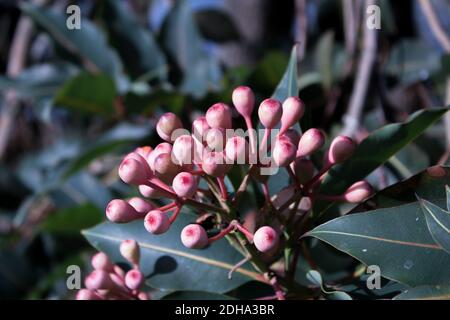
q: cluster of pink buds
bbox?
[76,240,149,300]
[105,85,373,262]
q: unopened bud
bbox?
[253,226,278,253]
[106,199,139,223]
[76,289,103,300]
[273,139,297,167]
[180,224,209,249]
[153,152,180,184]
[118,154,150,185]
[344,181,373,203]
[192,116,210,141]
[156,112,183,142]
[148,143,173,171]
[124,269,144,290]
[120,239,140,265]
[91,252,114,272]
[138,185,163,199]
[280,129,301,146]
[172,172,198,198]
[258,98,282,129]
[225,136,249,163]
[232,86,255,118]
[172,135,195,165]
[206,103,232,129]
[201,151,231,177]
[328,135,356,164]
[84,270,116,291]
[297,128,325,158]
[205,127,226,151]
[127,197,154,215]
[144,210,170,234]
[280,97,305,134]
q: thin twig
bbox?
[341,0,378,137]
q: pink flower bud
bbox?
[91,252,114,272]
[328,135,356,164]
[106,199,139,223]
[144,210,170,234]
[280,97,305,134]
[135,146,152,159]
[137,292,150,300]
[290,158,315,184]
[85,270,115,291]
[279,128,301,146]
[172,135,195,165]
[120,239,140,265]
[180,224,209,249]
[172,172,198,198]
[138,185,163,199]
[118,155,149,185]
[113,265,126,279]
[156,112,183,142]
[253,226,278,253]
[153,152,180,184]
[76,289,103,300]
[206,103,232,129]
[201,151,231,177]
[127,197,154,215]
[258,98,282,129]
[225,136,249,163]
[148,143,173,171]
[232,86,255,118]
[272,139,297,167]
[192,116,210,141]
[297,128,325,158]
[125,269,144,290]
[205,127,226,151]
[344,181,373,203]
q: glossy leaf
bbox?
[194,9,240,43]
[393,285,450,300]
[352,166,450,213]
[161,0,221,97]
[21,3,125,84]
[320,108,449,195]
[419,198,450,254]
[271,45,299,102]
[83,213,258,293]
[41,203,102,234]
[103,0,167,79]
[307,202,450,286]
[54,73,116,116]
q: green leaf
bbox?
[352,167,450,212]
[41,203,103,234]
[271,45,299,102]
[162,291,235,300]
[194,9,240,43]
[393,285,450,300]
[306,270,323,287]
[161,0,221,97]
[82,213,258,293]
[386,39,441,85]
[0,63,78,98]
[320,108,449,196]
[307,202,450,286]
[314,31,334,91]
[63,122,152,178]
[419,198,450,254]
[103,0,167,79]
[446,185,450,211]
[54,73,116,116]
[21,3,125,88]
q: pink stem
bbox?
[169,205,182,224]
[234,223,254,242]
[159,201,178,212]
[208,223,235,244]
[286,165,299,187]
[259,128,271,155]
[217,176,228,200]
[261,182,274,208]
[304,162,334,191]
